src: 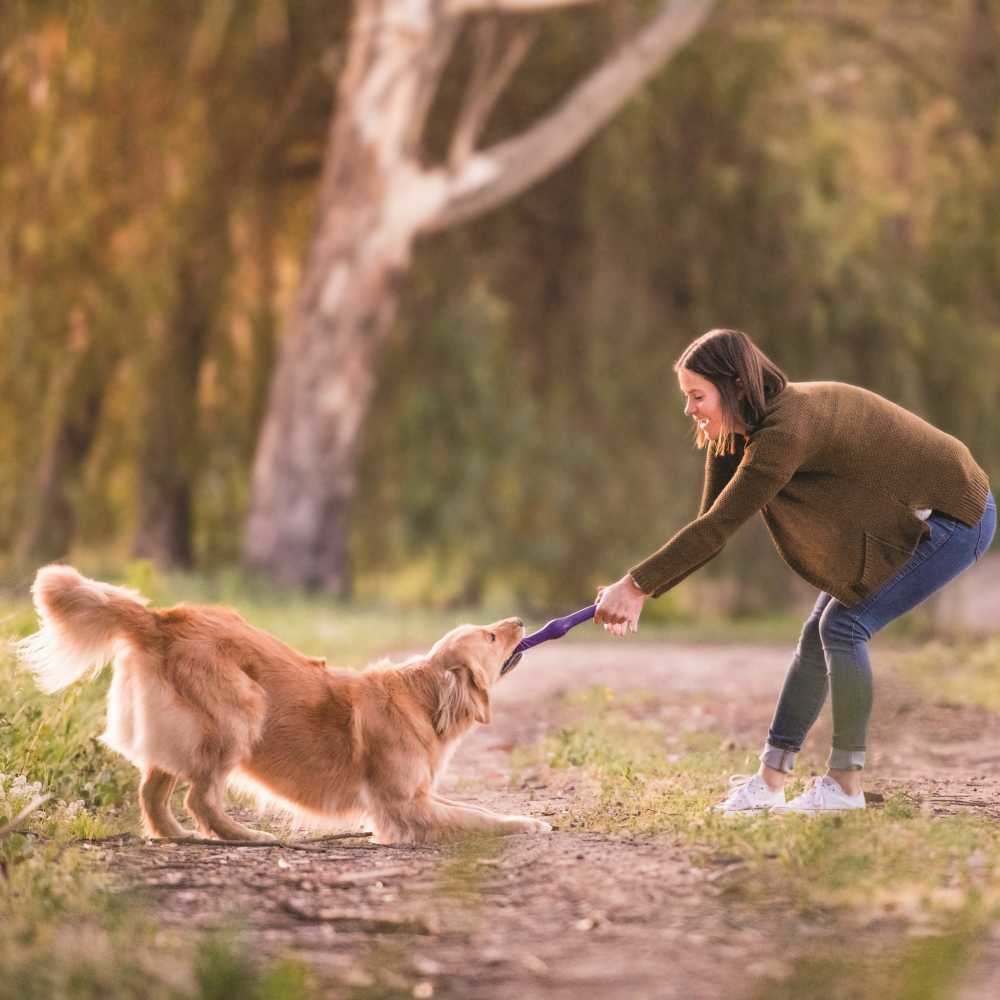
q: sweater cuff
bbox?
[628,562,660,597]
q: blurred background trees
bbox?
[2,0,998,616]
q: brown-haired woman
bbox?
[594,329,996,813]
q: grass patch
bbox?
[516,686,1000,918]
[749,908,984,1000]
[0,771,317,999]
[518,685,1000,996]
[893,638,1000,713]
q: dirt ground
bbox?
[98,640,1000,998]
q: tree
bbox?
[244,0,716,592]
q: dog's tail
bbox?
[16,565,156,693]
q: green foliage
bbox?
[194,935,315,1000]
[0,639,135,810]
[2,1,999,606]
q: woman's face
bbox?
[677,368,726,441]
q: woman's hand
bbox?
[594,574,647,636]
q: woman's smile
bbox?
[678,368,724,440]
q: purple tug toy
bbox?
[501,603,597,676]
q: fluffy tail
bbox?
[16,565,156,694]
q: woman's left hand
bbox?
[594,574,647,636]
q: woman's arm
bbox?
[630,424,807,597]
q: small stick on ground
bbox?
[0,793,52,844]
[141,832,373,852]
[1,793,52,879]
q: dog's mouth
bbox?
[500,650,523,676]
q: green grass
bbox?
[747,911,985,1000]
[893,638,1000,713]
[515,686,1000,913]
[3,563,996,998]
[515,684,1000,998]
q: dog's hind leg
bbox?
[139,767,193,839]
[185,775,277,843]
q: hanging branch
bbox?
[449,19,538,169]
[427,0,716,232]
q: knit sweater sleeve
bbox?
[629,423,808,597]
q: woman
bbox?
[594,329,996,813]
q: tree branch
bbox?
[449,21,538,169]
[429,0,715,232]
[403,18,462,158]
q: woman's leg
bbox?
[818,493,996,791]
[757,592,835,787]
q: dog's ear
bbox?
[433,665,491,734]
[465,665,491,726]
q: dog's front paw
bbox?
[243,829,281,843]
[510,815,552,834]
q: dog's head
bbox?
[429,616,524,735]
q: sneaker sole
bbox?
[771,805,865,816]
[711,805,782,817]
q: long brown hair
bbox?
[675,329,788,455]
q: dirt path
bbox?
[104,641,1000,998]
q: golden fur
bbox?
[17,565,551,844]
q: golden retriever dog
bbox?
[17,565,551,844]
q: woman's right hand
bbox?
[594,574,647,637]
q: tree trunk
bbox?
[131,246,224,567]
[244,0,714,591]
[243,0,451,592]
[15,315,119,568]
[247,186,280,455]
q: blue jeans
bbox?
[762,491,996,772]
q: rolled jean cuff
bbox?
[828,748,865,771]
[760,742,798,774]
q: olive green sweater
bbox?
[629,381,991,608]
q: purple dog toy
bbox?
[501,603,597,676]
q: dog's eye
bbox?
[488,632,496,642]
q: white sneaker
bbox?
[711,773,785,815]
[771,776,865,814]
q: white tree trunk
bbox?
[244,0,714,591]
